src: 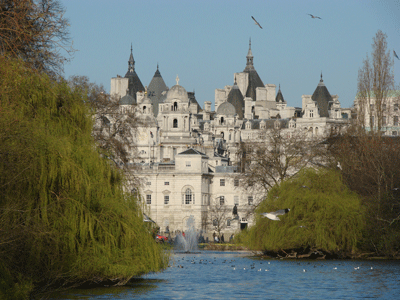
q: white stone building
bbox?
[106,42,351,238]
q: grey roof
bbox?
[227,83,244,118]
[178,148,208,157]
[120,94,135,105]
[311,74,332,118]
[188,91,202,111]
[124,46,145,102]
[148,65,168,116]
[243,39,265,101]
[276,85,286,103]
[217,101,237,116]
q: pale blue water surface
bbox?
[50,251,400,299]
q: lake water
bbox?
[50,251,400,299]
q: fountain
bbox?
[174,215,199,253]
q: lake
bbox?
[50,251,400,299]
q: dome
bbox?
[165,75,189,102]
[166,84,189,102]
[217,101,237,116]
[120,94,135,105]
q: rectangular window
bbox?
[248,196,253,205]
[370,104,375,111]
[394,104,399,111]
[383,116,387,126]
[310,110,313,118]
[220,179,225,186]
[164,195,169,205]
[383,104,387,111]
[370,116,375,127]
[146,194,151,205]
[234,179,239,187]
[164,182,169,185]
[219,196,225,205]
[234,196,239,206]
[392,131,398,136]
[186,161,191,167]
[394,116,398,126]
[146,182,151,185]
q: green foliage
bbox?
[245,168,364,253]
[0,58,167,298]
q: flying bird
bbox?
[394,50,399,60]
[251,16,263,29]
[261,208,290,221]
[308,14,322,19]
[143,213,155,223]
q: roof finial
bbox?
[249,37,252,50]
[130,43,133,53]
[320,72,323,82]
[176,75,179,85]
[157,63,159,70]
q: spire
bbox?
[153,63,161,77]
[128,44,135,73]
[318,72,325,86]
[245,38,254,71]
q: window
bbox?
[309,110,314,118]
[227,219,231,227]
[164,195,169,205]
[146,182,151,185]
[186,161,191,167]
[370,116,375,127]
[213,219,217,227]
[184,189,193,204]
[146,194,151,205]
[164,182,169,185]
[395,104,399,111]
[173,118,178,128]
[392,131,398,136]
[370,104,374,111]
[248,196,253,205]
[219,196,225,205]
[220,179,225,186]
[234,179,239,187]
[383,116,387,126]
[383,104,387,111]
[394,116,399,126]
[234,196,239,205]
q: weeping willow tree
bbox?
[244,168,364,255]
[0,58,167,299]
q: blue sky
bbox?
[61,0,400,110]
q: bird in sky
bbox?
[308,14,322,19]
[143,213,155,223]
[394,50,399,60]
[251,16,262,29]
[261,208,290,221]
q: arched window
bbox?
[173,102,178,111]
[220,117,224,124]
[185,188,192,204]
[143,105,146,113]
[173,119,178,128]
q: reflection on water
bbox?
[49,251,400,300]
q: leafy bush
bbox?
[245,168,364,254]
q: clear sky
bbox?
[60,0,400,110]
